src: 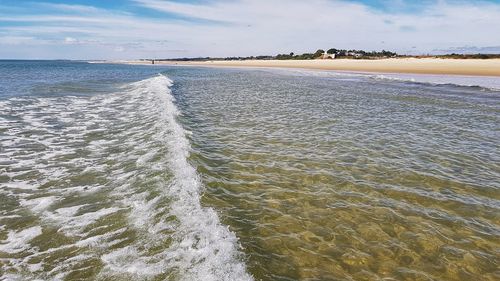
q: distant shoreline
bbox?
[105,58,500,77]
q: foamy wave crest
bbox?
[0,74,252,280]
[101,74,253,280]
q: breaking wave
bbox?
[0,74,252,280]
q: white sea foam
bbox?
[99,75,253,281]
[19,196,59,212]
[0,226,42,254]
[0,74,252,280]
[47,206,121,236]
[76,227,128,247]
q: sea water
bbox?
[0,61,499,280]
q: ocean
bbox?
[0,60,498,281]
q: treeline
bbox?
[158,48,399,62]
[158,55,274,62]
[276,50,325,60]
[329,49,397,58]
[432,53,500,59]
[156,49,500,61]
[275,49,398,60]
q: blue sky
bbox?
[1,0,500,59]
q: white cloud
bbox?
[0,36,42,45]
[434,45,500,54]
[64,37,78,44]
[0,0,499,59]
[131,0,500,55]
[38,3,103,13]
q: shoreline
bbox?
[108,58,500,77]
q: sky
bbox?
[1,0,500,59]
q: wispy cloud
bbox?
[0,0,499,59]
[37,3,104,14]
[434,45,500,54]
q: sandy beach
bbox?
[121,58,500,77]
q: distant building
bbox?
[321,51,335,59]
[347,52,363,58]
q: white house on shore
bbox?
[321,51,336,59]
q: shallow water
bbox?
[1,61,499,280]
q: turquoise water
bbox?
[0,61,499,280]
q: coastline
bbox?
[109,58,500,77]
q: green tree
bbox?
[313,49,325,58]
[327,48,338,54]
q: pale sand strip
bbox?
[120,58,500,77]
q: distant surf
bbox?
[262,68,500,92]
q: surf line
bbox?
[127,74,253,280]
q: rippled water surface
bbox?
[1,61,499,281]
